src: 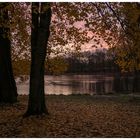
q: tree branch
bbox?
[105,2,125,32]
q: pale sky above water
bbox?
[51,4,110,53]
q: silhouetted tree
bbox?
[25,3,52,116]
[0,3,18,103]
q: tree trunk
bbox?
[132,70,139,92]
[25,3,51,116]
[113,73,121,92]
[0,4,18,103]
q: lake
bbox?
[16,74,116,95]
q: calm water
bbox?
[17,75,115,95]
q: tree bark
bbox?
[132,70,140,92]
[25,3,51,116]
[0,4,18,103]
[113,73,121,93]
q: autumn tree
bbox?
[11,3,31,76]
[0,3,18,103]
[45,56,68,75]
[105,3,140,92]
[24,3,52,116]
[11,3,113,77]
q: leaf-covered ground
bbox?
[0,95,140,138]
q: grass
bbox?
[0,94,140,138]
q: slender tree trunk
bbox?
[25,3,51,116]
[0,4,18,103]
[132,69,139,92]
[113,72,121,92]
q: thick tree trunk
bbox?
[25,3,51,116]
[0,4,18,103]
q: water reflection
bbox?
[17,74,140,95]
[17,75,115,95]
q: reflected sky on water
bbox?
[17,75,114,95]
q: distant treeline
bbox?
[45,49,120,75]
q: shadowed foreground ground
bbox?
[0,94,140,138]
